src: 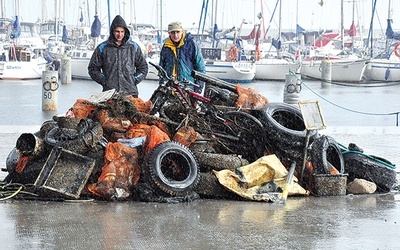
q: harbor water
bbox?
[0,77,399,127]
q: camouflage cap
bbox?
[168,21,183,32]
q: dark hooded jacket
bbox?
[88,15,148,96]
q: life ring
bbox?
[394,43,400,57]
[228,45,239,61]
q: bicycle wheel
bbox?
[149,86,169,115]
[221,111,266,161]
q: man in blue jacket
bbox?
[159,21,206,93]
[88,15,148,98]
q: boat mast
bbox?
[159,0,163,33]
[15,0,19,17]
[131,0,137,31]
[385,0,392,52]
[351,0,355,54]
[341,0,344,53]
[55,0,58,42]
[0,0,4,19]
[278,0,282,57]
[94,0,98,47]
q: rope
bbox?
[0,186,23,201]
[289,71,400,126]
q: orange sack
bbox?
[142,125,170,154]
[126,96,152,114]
[87,142,141,200]
[235,84,269,110]
[173,126,200,147]
[71,99,96,119]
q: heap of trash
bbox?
[1,71,398,203]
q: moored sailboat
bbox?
[0,17,48,80]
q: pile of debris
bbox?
[1,84,398,203]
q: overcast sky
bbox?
[4,0,400,34]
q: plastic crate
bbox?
[34,147,95,199]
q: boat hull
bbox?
[364,59,400,82]
[0,60,47,80]
[204,60,255,83]
[71,58,91,80]
[301,59,367,82]
[255,58,300,81]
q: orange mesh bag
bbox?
[235,84,269,110]
[152,120,173,138]
[173,126,200,147]
[125,123,150,138]
[95,108,132,133]
[129,113,172,138]
[330,165,340,175]
[71,99,96,119]
[87,142,141,200]
[143,125,170,154]
[126,96,152,114]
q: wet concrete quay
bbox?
[0,193,399,249]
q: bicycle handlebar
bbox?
[181,79,200,89]
[149,61,200,89]
[149,61,169,80]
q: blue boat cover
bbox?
[10,16,21,39]
[62,25,69,43]
[386,19,400,40]
[91,15,101,38]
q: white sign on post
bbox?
[298,100,326,131]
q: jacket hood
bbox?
[109,15,130,44]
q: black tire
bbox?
[310,135,344,174]
[343,152,397,192]
[259,102,318,147]
[143,141,200,197]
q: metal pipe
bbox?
[191,70,235,91]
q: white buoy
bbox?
[60,56,71,84]
[321,58,332,86]
[42,68,59,111]
[283,72,301,105]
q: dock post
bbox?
[283,72,301,105]
[321,58,331,87]
[60,56,71,84]
[42,68,59,111]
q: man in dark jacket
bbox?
[88,15,148,97]
[159,21,206,93]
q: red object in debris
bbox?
[15,155,29,174]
